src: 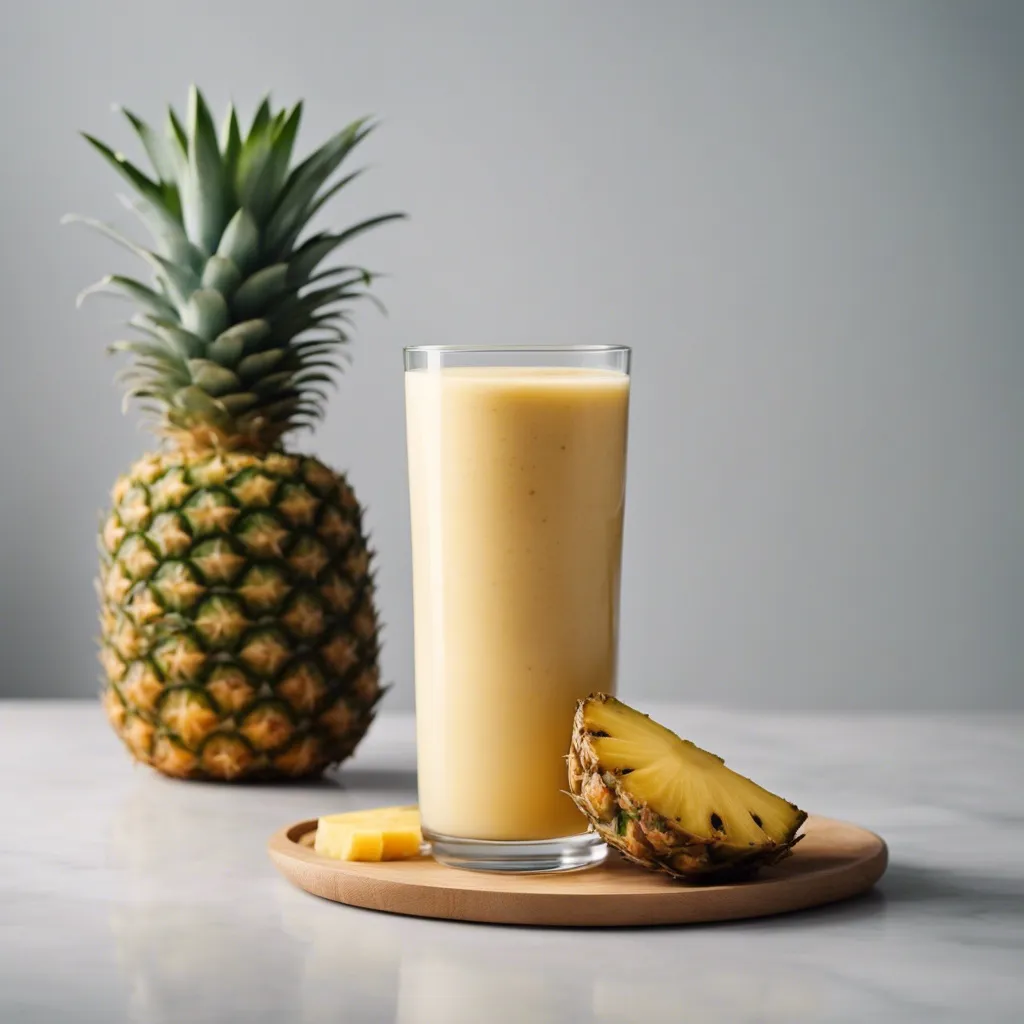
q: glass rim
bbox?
[403,344,631,355]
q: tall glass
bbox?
[404,345,631,872]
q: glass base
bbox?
[424,827,607,874]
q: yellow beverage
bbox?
[405,365,630,841]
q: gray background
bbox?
[1,0,1021,709]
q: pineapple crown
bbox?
[68,85,404,451]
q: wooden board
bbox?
[268,815,887,927]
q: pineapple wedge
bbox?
[568,695,807,881]
[314,805,423,862]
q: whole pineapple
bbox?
[73,87,403,780]
[569,695,807,880]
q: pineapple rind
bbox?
[568,694,807,881]
[99,449,383,781]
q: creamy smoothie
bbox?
[406,365,629,841]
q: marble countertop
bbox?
[2,700,1021,1023]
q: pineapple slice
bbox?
[314,805,423,862]
[568,695,807,881]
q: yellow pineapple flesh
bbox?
[568,695,807,881]
[314,806,423,861]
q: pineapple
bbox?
[73,86,404,780]
[314,805,423,861]
[568,695,807,881]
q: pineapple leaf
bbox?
[278,118,371,205]
[116,366,184,395]
[265,122,373,254]
[187,359,242,395]
[295,358,346,374]
[357,291,388,317]
[234,96,277,218]
[294,350,350,369]
[75,90,403,445]
[182,85,228,253]
[293,399,328,416]
[302,360,346,380]
[270,309,337,340]
[295,169,367,237]
[117,106,181,185]
[108,339,189,376]
[200,255,243,294]
[302,272,373,297]
[189,85,221,153]
[235,133,275,220]
[241,102,303,222]
[290,331,351,354]
[299,314,355,338]
[171,385,233,428]
[213,318,272,356]
[292,339,349,356]
[76,275,178,320]
[218,393,260,415]
[253,388,299,407]
[116,194,202,270]
[149,254,199,309]
[122,388,165,414]
[247,96,272,143]
[116,359,172,381]
[288,284,365,320]
[291,370,338,390]
[295,280,358,306]
[269,109,288,136]
[141,318,207,359]
[216,208,260,274]
[307,263,374,286]
[233,263,290,318]
[237,348,287,380]
[287,214,405,283]
[81,134,169,213]
[205,331,245,367]
[258,397,303,422]
[251,370,294,395]
[220,103,243,193]
[274,284,379,335]
[61,214,197,307]
[302,316,354,336]
[118,374,167,396]
[181,289,230,340]
[291,386,331,406]
[274,103,303,163]
[166,107,188,153]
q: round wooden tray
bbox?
[268,815,886,927]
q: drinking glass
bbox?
[404,345,631,872]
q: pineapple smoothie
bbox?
[406,364,630,841]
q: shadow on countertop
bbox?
[173,765,418,791]
[330,766,418,792]
[877,862,1024,913]
[730,860,1024,934]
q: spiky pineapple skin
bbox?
[568,694,806,882]
[99,447,382,781]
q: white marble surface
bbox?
[1,700,1021,1023]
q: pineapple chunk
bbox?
[568,695,807,880]
[314,805,423,862]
